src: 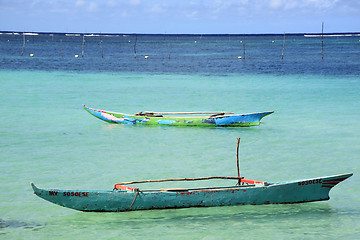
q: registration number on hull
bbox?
[63,192,89,197]
[298,179,322,186]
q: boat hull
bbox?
[83,105,274,127]
[31,173,352,212]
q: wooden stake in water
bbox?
[82,35,85,58]
[168,43,171,59]
[21,32,25,56]
[243,35,246,60]
[100,39,103,58]
[282,32,285,60]
[322,22,324,60]
[60,40,63,57]
[236,138,241,185]
[134,34,137,59]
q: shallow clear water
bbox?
[0,34,359,239]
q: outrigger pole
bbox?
[138,111,234,115]
[116,176,244,185]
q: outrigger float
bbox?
[31,139,352,212]
[83,105,274,127]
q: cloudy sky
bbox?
[0,0,359,34]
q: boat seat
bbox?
[113,184,139,192]
[210,113,226,118]
[135,111,163,117]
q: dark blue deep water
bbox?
[1,33,359,75]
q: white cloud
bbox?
[302,0,339,9]
[30,0,40,8]
[146,5,166,14]
[284,1,298,10]
[269,0,283,9]
[129,0,141,6]
[185,10,198,19]
[88,2,98,11]
[107,0,117,7]
[211,0,232,13]
[74,0,98,12]
[75,0,86,7]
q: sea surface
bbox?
[0,33,359,239]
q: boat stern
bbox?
[31,182,39,193]
[31,183,91,211]
[31,182,64,204]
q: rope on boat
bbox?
[126,189,140,211]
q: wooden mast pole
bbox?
[236,138,241,185]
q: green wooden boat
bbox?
[31,173,353,212]
[83,105,274,127]
[31,139,352,212]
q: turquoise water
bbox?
[0,34,360,239]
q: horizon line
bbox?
[1,30,360,36]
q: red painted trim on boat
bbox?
[114,184,137,192]
[241,179,266,184]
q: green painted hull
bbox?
[31,173,352,212]
[83,105,274,127]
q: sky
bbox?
[0,0,359,34]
